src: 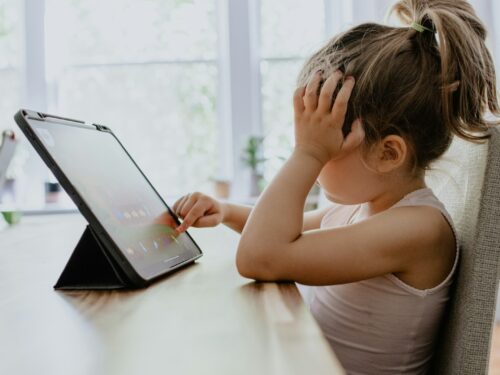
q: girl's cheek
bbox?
[318,157,367,202]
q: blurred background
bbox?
[0,0,499,212]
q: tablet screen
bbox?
[31,119,201,280]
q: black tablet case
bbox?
[15,109,202,291]
[54,225,132,290]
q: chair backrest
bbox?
[427,127,500,374]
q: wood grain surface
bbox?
[0,214,344,375]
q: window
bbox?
[259,0,327,181]
[45,0,219,198]
[0,0,29,204]
[4,0,500,212]
[0,0,22,131]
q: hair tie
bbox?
[410,21,434,33]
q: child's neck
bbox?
[359,176,427,219]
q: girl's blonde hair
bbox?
[297,0,500,170]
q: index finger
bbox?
[176,200,206,232]
[303,70,323,111]
[317,70,343,113]
[172,195,186,213]
[331,76,355,125]
[293,86,306,118]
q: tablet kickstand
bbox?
[54,225,130,290]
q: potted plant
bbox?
[241,135,267,197]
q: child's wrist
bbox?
[220,202,230,224]
[293,145,330,166]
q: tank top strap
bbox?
[390,187,440,208]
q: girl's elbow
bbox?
[235,254,257,279]
[235,244,278,281]
[235,243,260,279]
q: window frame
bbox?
[18,0,354,210]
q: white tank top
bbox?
[308,188,459,375]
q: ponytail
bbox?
[390,0,500,141]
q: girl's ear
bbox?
[374,135,408,173]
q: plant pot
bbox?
[213,180,231,199]
[250,171,263,197]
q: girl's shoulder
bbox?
[388,187,457,248]
[377,188,458,290]
[323,187,457,285]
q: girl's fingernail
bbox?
[346,76,355,82]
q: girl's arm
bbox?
[173,194,332,234]
[236,70,451,285]
[221,203,252,233]
[223,203,332,233]
[239,193,450,285]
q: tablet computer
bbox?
[14,109,202,287]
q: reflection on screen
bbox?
[32,121,200,279]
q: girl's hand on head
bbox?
[172,192,225,233]
[293,70,365,164]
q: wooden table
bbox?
[0,214,344,375]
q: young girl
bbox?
[172,0,499,373]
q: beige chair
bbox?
[427,127,500,374]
